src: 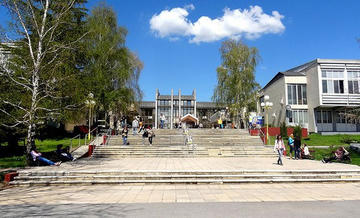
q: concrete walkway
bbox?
[17,156,360,173]
[1,183,360,205]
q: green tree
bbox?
[83,4,142,118]
[212,39,260,127]
[0,0,88,161]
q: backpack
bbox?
[143,131,148,137]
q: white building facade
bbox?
[260,59,360,133]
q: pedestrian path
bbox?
[2,183,360,204]
[8,157,360,186]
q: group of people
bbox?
[274,134,351,165]
[120,115,155,146]
[30,144,75,166]
[274,134,313,165]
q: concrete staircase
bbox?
[10,169,360,186]
[92,129,275,158]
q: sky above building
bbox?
[1,0,360,101]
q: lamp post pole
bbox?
[261,95,273,145]
[86,93,95,141]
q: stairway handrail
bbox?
[258,128,266,145]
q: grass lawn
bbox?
[34,138,86,152]
[0,156,26,169]
[267,133,360,147]
[0,137,86,169]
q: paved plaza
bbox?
[2,157,360,217]
[14,156,360,172]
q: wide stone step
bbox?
[14,173,360,182]
[10,178,360,186]
[17,170,360,176]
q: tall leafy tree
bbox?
[212,39,260,127]
[0,0,88,159]
[83,4,142,118]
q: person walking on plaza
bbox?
[160,113,166,129]
[142,127,148,145]
[218,118,223,129]
[288,134,294,159]
[294,136,301,159]
[138,118,144,133]
[121,126,129,145]
[132,118,139,135]
[147,126,155,146]
[274,135,286,165]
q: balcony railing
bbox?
[322,94,360,105]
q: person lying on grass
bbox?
[322,146,349,163]
[30,146,61,166]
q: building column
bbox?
[155,88,158,129]
[171,89,173,129]
[193,89,197,121]
[179,89,181,120]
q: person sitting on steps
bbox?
[56,144,76,162]
[301,143,313,159]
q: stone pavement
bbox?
[16,157,360,173]
[2,157,360,205]
[1,183,360,205]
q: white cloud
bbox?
[149,5,285,43]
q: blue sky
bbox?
[1,0,360,101]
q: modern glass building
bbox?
[260,59,360,133]
[139,89,225,129]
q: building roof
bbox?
[197,102,224,109]
[140,101,155,108]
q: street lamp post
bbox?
[85,93,96,141]
[260,95,273,145]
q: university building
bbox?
[139,89,225,129]
[259,59,360,133]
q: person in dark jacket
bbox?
[122,126,129,145]
[294,136,301,160]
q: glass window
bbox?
[287,84,307,105]
[334,80,339,93]
[297,85,302,105]
[322,111,332,123]
[287,110,308,124]
[327,80,334,93]
[335,111,345,123]
[316,111,322,123]
[349,81,354,94]
[287,85,293,105]
[322,80,327,93]
[302,85,307,104]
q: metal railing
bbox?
[85,127,98,146]
[259,128,266,145]
[70,134,81,152]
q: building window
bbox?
[316,110,332,123]
[348,70,360,94]
[321,69,345,94]
[287,110,308,124]
[287,84,307,105]
[335,111,346,123]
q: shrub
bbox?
[280,122,287,139]
[293,125,302,140]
